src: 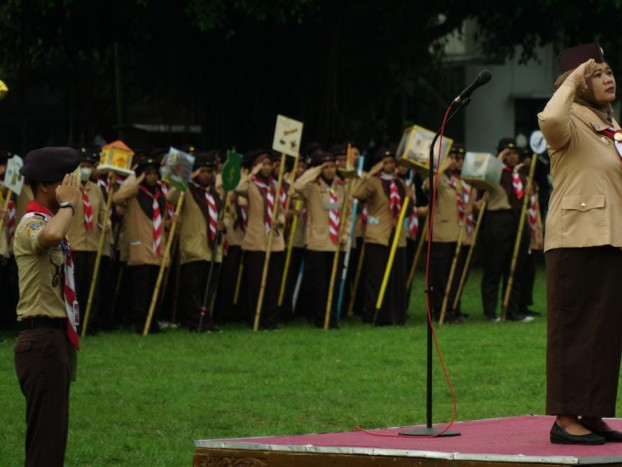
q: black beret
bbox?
[449,143,467,155]
[303,141,324,157]
[558,42,604,73]
[310,151,336,167]
[496,137,518,154]
[328,144,347,156]
[77,146,100,164]
[135,156,160,176]
[372,147,395,164]
[20,147,80,183]
[193,152,217,169]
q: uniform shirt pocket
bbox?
[560,194,606,243]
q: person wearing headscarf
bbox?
[112,155,169,333]
[539,42,622,445]
[234,149,285,330]
[66,148,108,333]
[293,151,350,328]
[167,152,224,331]
[478,137,533,323]
[352,147,414,325]
[422,143,473,323]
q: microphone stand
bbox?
[400,97,471,437]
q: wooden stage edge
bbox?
[193,415,622,466]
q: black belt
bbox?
[18,317,67,331]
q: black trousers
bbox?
[15,328,70,467]
[281,247,304,322]
[480,211,528,318]
[127,264,160,332]
[243,250,284,329]
[215,246,245,322]
[361,243,407,325]
[0,255,19,330]
[180,260,221,329]
[72,251,97,330]
[304,250,340,327]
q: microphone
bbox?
[452,70,492,105]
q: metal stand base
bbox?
[399,427,461,437]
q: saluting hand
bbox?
[56,173,81,206]
[568,58,595,93]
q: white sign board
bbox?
[272,114,303,158]
[2,155,24,196]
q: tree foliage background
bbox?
[1,0,621,153]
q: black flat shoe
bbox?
[579,421,622,442]
[550,422,605,445]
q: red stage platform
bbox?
[194,415,622,466]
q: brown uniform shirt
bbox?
[167,186,223,264]
[14,213,66,320]
[293,167,350,252]
[352,174,412,247]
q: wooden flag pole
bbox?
[81,174,115,337]
[347,242,365,319]
[372,196,410,325]
[253,154,288,331]
[233,252,244,305]
[143,191,185,336]
[0,190,12,235]
[276,153,300,307]
[406,213,429,291]
[451,199,486,312]
[438,221,466,325]
[323,178,353,330]
[278,199,301,306]
[501,153,538,321]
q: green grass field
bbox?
[0,265,559,466]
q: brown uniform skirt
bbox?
[546,246,622,416]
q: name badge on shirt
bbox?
[367,216,380,225]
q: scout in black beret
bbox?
[20,147,80,184]
[310,151,336,168]
[496,137,518,155]
[193,152,217,170]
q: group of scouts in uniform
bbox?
[0,137,544,338]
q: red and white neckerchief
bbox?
[204,187,219,244]
[139,186,163,255]
[318,179,341,245]
[360,205,368,225]
[448,175,474,235]
[379,172,401,218]
[157,181,175,219]
[504,166,524,200]
[528,194,538,237]
[407,211,419,237]
[81,186,94,230]
[252,175,275,233]
[597,126,622,158]
[7,198,16,244]
[24,201,80,350]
